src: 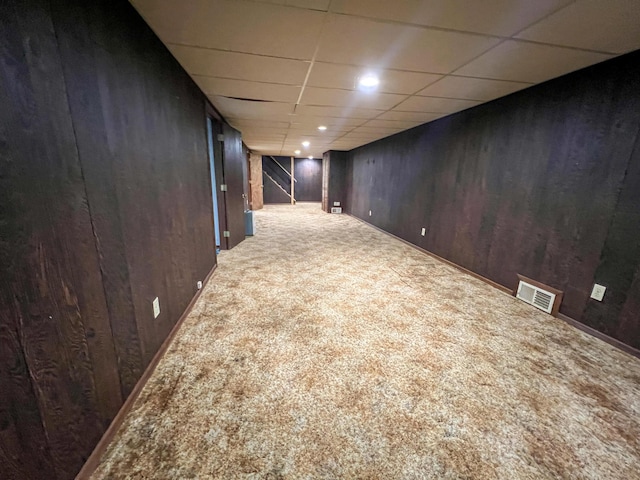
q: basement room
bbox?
[1,0,639,479]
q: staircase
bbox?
[263,156,295,203]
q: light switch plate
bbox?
[421,227,426,236]
[590,284,606,301]
[153,297,160,318]
[369,210,372,216]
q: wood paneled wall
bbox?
[249,153,264,210]
[263,156,292,204]
[294,158,322,202]
[322,150,349,213]
[223,125,247,249]
[346,51,640,349]
[0,0,217,478]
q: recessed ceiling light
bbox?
[294,149,301,154]
[302,141,310,147]
[318,125,327,131]
[358,73,379,90]
[308,155,313,159]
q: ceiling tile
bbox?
[211,96,295,120]
[193,76,302,102]
[167,45,309,85]
[455,40,613,83]
[395,96,481,113]
[288,116,364,127]
[132,0,325,59]
[353,125,405,134]
[308,62,442,94]
[331,0,573,36]
[516,0,640,54]
[418,76,532,101]
[295,105,385,118]
[253,0,331,10]
[316,14,500,73]
[362,119,424,129]
[377,111,445,122]
[299,87,407,109]
[227,119,291,128]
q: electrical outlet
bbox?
[590,284,606,301]
[421,227,426,236]
[197,281,203,290]
[369,210,372,216]
[152,297,160,318]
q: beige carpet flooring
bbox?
[92,203,640,479]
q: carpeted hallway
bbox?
[91,203,640,479]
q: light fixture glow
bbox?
[302,140,310,147]
[294,149,301,154]
[358,73,379,89]
[318,125,327,131]
[308,155,313,159]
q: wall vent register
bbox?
[515,274,564,316]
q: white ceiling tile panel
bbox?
[362,119,425,129]
[295,105,385,119]
[167,45,309,85]
[377,111,446,122]
[316,15,500,73]
[455,40,613,83]
[193,77,302,102]
[516,0,640,54]
[132,0,325,59]
[253,0,331,10]
[308,63,443,94]
[330,0,573,36]
[417,76,532,101]
[211,96,295,119]
[299,87,408,109]
[395,96,481,113]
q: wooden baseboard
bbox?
[347,213,640,360]
[346,214,512,295]
[75,263,217,479]
[557,313,640,359]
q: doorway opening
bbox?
[206,116,221,253]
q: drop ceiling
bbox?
[130,0,640,158]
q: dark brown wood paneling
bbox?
[51,0,144,400]
[346,50,640,348]
[223,124,247,249]
[1,0,217,478]
[323,150,349,212]
[582,124,640,348]
[53,0,215,367]
[294,158,322,202]
[0,1,115,477]
[263,173,293,204]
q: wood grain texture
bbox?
[223,124,247,249]
[1,1,111,477]
[346,51,640,348]
[293,158,322,202]
[322,150,349,213]
[1,0,217,478]
[249,152,264,210]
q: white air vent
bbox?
[331,207,342,213]
[516,280,556,314]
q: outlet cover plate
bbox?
[421,227,426,236]
[590,284,606,301]
[153,297,160,318]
